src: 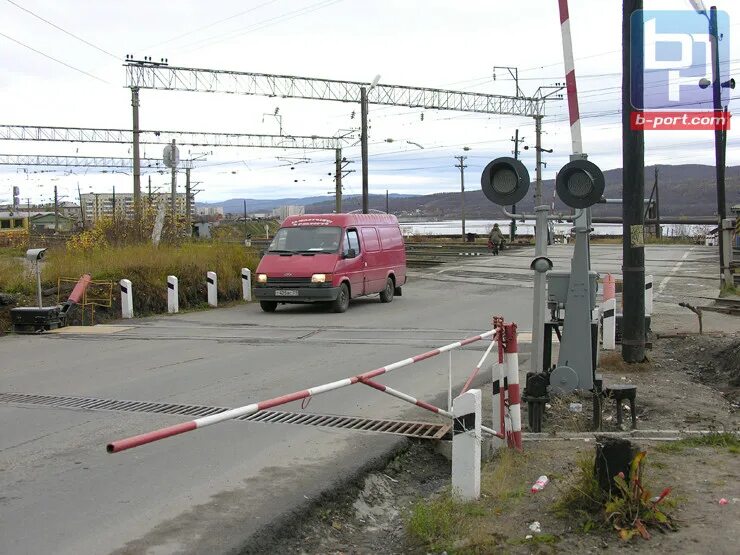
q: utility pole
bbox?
[511,129,523,241]
[243,199,248,236]
[170,139,177,218]
[531,114,548,373]
[709,5,727,287]
[622,0,646,363]
[53,185,58,232]
[360,86,369,214]
[131,87,141,219]
[335,148,342,213]
[653,167,661,238]
[77,182,85,227]
[148,175,152,204]
[385,189,389,213]
[112,185,116,224]
[185,167,192,235]
[454,155,468,240]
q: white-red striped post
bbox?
[558,0,583,156]
[120,279,133,319]
[207,271,217,307]
[504,323,522,450]
[491,359,507,450]
[167,275,178,314]
[107,329,497,453]
[452,388,481,501]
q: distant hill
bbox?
[303,164,740,218]
[198,194,413,214]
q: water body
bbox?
[398,219,708,237]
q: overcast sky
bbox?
[0,0,738,206]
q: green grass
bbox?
[719,283,737,297]
[551,454,605,529]
[655,433,740,454]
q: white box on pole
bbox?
[452,388,481,501]
[167,275,179,314]
[120,279,133,319]
[241,268,252,302]
[207,271,217,307]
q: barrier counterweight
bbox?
[107,329,497,453]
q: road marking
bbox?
[657,247,694,295]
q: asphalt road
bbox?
[0,244,717,554]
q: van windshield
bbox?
[267,226,342,253]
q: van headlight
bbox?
[311,273,331,284]
[257,273,268,283]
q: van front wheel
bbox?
[332,283,350,313]
[260,300,278,313]
[380,277,394,303]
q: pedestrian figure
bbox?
[488,224,505,255]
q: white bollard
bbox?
[241,268,252,302]
[491,362,506,450]
[207,271,217,307]
[645,274,653,316]
[601,297,616,350]
[452,388,481,501]
[120,279,133,319]
[167,275,179,314]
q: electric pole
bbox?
[530,114,548,373]
[622,0,646,363]
[131,87,141,219]
[386,189,389,213]
[148,175,152,204]
[53,185,59,232]
[654,167,661,239]
[77,182,85,227]
[454,155,468,240]
[511,129,524,241]
[335,148,342,213]
[360,86,369,214]
[112,185,116,224]
[170,139,177,218]
[185,167,191,235]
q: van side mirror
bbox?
[344,248,356,259]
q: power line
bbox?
[4,0,118,59]
[0,30,111,84]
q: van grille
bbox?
[266,277,312,287]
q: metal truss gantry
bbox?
[125,63,543,117]
[0,154,165,169]
[0,125,349,151]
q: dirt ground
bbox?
[242,310,739,555]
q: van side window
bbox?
[360,227,380,252]
[378,226,403,249]
[344,229,361,257]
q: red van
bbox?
[254,213,407,313]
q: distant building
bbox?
[0,211,29,246]
[196,206,224,217]
[80,192,194,223]
[271,205,305,220]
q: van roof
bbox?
[282,213,399,227]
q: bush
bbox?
[43,242,259,316]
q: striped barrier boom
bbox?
[107,329,497,453]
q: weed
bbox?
[719,283,737,297]
[406,493,461,551]
[599,351,652,373]
[551,454,604,522]
[655,433,739,454]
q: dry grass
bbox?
[599,351,652,373]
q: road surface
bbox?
[0,244,717,554]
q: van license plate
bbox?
[275,289,299,297]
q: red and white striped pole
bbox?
[558,0,584,156]
[460,337,497,395]
[503,323,522,450]
[107,329,497,453]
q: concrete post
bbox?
[167,275,178,314]
[602,297,616,350]
[452,388,481,501]
[120,279,133,319]
[645,274,653,316]
[207,271,217,307]
[241,268,252,302]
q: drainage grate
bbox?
[0,392,449,440]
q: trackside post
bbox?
[452,388,481,501]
